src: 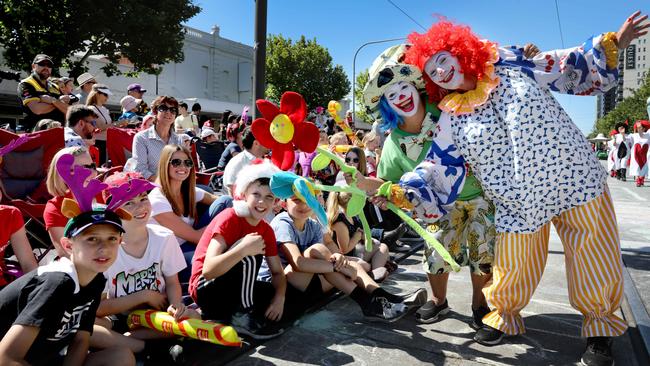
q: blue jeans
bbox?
[178,195,234,283]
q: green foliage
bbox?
[353,69,373,124]
[593,73,650,135]
[265,34,350,108]
[0,0,200,78]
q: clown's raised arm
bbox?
[496,33,619,96]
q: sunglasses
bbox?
[81,163,97,170]
[85,119,97,127]
[345,157,360,163]
[36,62,53,68]
[170,158,194,168]
[157,105,179,115]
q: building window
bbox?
[202,66,209,90]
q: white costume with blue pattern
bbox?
[403,34,618,233]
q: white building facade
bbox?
[0,25,253,126]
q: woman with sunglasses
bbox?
[85,83,114,165]
[130,96,183,181]
[149,145,231,281]
[43,146,98,259]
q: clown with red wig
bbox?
[377,12,650,366]
[361,43,501,327]
[629,119,650,186]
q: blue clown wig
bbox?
[378,96,404,132]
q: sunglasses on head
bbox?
[157,105,178,115]
[345,157,360,163]
[170,158,194,168]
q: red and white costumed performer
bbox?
[629,120,650,186]
[612,121,632,181]
[607,129,618,177]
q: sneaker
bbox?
[401,226,421,239]
[169,344,185,364]
[401,288,428,308]
[390,241,413,253]
[473,325,504,346]
[580,337,614,366]
[363,296,408,323]
[230,310,284,340]
[470,305,491,330]
[415,299,449,324]
[383,224,411,251]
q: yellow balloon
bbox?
[270,114,294,144]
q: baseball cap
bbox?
[120,95,140,111]
[77,73,96,87]
[63,209,124,238]
[127,83,147,93]
[200,128,217,139]
[33,54,53,66]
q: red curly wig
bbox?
[404,20,496,103]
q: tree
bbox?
[265,34,350,108]
[353,68,373,124]
[592,73,650,136]
[0,0,200,78]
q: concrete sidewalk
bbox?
[228,227,641,365]
[174,167,647,366]
[221,171,650,365]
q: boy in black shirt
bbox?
[0,212,135,365]
[0,153,144,365]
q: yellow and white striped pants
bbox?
[483,188,627,337]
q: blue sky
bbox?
[186,0,649,134]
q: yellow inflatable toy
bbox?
[127,310,242,347]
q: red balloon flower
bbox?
[251,92,320,170]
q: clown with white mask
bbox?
[385,14,650,365]
[361,44,497,328]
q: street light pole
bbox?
[352,37,406,122]
[253,0,267,119]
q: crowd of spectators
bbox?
[0,51,415,365]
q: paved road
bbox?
[225,167,649,366]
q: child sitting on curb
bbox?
[326,188,391,282]
[189,161,287,340]
[260,193,423,322]
[0,154,137,365]
[91,172,199,354]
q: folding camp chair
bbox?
[0,127,65,264]
[106,127,137,168]
[191,141,223,192]
[195,140,225,172]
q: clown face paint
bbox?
[424,51,464,90]
[382,81,420,117]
